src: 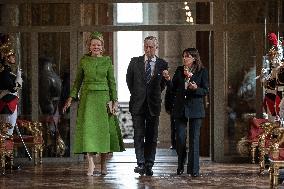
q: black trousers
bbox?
[175,117,202,175]
[132,104,159,168]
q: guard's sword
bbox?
[15,124,32,160]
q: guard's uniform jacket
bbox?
[0,64,18,114]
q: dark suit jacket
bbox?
[171,65,209,119]
[164,85,174,114]
[126,55,168,116]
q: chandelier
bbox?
[184,2,194,24]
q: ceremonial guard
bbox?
[0,34,22,137]
[258,33,283,122]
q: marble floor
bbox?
[0,148,276,189]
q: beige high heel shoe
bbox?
[86,153,95,176]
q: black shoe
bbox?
[134,165,145,176]
[177,168,184,175]
[186,166,191,174]
[145,167,153,176]
[191,173,200,177]
[170,146,176,150]
[177,164,184,175]
[5,164,21,170]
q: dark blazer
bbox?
[0,64,18,114]
[171,65,209,118]
[0,64,17,93]
[126,55,168,116]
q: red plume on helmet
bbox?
[268,33,278,47]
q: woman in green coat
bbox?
[63,32,124,176]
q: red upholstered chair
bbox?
[237,117,272,167]
[248,117,269,163]
[248,118,268,141]
[257,121,280,175]
[14,119,44,165]
[0,122,14,175]
[267,127,284,187]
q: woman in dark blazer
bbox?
[171,48,209,176]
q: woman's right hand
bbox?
[62,97,72,113]
[184,70,193,79]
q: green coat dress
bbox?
[70,55,124,153]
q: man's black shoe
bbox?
[134,165,145,176]
[169,146,176,150]
[177,166,184,175]
[145,167,153,176]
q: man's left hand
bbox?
[162,70,171,81]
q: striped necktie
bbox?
[145,59,151,84]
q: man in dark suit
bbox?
[126,36,170,176]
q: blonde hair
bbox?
[85,32,105,54]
